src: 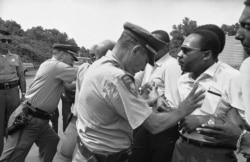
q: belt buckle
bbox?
[117,149,131,161]
[4,82,10,89]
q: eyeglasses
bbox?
[1,39,12,44]
[180,46,207,54]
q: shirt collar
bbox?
[155,53,169,67]
[106,51,125,70]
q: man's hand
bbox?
[196,117,242,146]
[180,115,208,133]
[20,93,26,102]
[140,82,152,99]
[178,84,205,115]
[156,96,174,112]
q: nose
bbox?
[177,51,183,58]
[235,28,244,41]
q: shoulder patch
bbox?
[121,74,138,97]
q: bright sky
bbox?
[0,0,246,48]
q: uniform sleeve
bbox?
[105,75,152,129]
[55,63,78,83]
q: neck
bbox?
[0,49,8,55]
[191,61,215,80]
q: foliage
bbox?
[0,18,87,64]
[0,17,240,64]
[169,17,198,58]
[221,23,240,36]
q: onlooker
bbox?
[0,29,26,155]
[171,29,240,162]
[197,0,250,160]
[129,30,182,162]
[53,40,115,162]
[0,44,79,162]
[72,22,204,162]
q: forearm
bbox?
[19,75,26,94]
[143,108,190,134]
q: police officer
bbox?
[73,22,205,162]
[53,40,115,162]
[0,29,26,155]
[0,43,79,162]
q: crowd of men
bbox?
[1,0,250,162]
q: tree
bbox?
[169,17,198,57]
[221,23,240,36]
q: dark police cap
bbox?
[53,43,80,61]
[245,0,250,5]
[123,22,166,66]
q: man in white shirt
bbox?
[171,29,240,162]
[130,30,182,162]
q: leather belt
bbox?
[26,102,54,120]
[179,133,236,150]
[77,136,131,162]
[0,80,19,90]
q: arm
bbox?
[16,58,26,102]
[143,85,205,134]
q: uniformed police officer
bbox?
[0,29,26,155]
[0,43,79,162]
[52,40,115,162]
[73,22,205,162]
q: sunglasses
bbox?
[1,39,12,44]
[180,46,207,54]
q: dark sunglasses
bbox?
[1,39,12,43]
[180,46,207,54]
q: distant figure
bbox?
[0,29,26,155]
[0,44,79,162]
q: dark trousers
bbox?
[61,97,73,132]
[128,125,179,162]
[0,87,20,156]
[50,108,59,133]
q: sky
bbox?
[0,0,246,48]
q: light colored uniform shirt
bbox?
[71,63,90,116]
[178,61,240,141]
[76,52,152,153]
[26,58,77,112]
[135,54,182,107]
[0,52,23,83]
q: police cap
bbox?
[123,22,166,66]
[53,43,80,61]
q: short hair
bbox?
[245,0,250,6]
[196,24,225,53]
[116,32,141,50]
[0,29,10,35]
[151,30,170,43]
[192,29,221,59]
[90,40,115,58]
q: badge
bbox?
[121,74,138,97]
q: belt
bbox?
[26,102,54,120]
[0,80,19,90]
[77,136,131,162]
[179,133,236,150]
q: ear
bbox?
[203,50,213,61]
[131,45,142,56]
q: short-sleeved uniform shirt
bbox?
[71,62,90,116]
[0,52,22,83]
[178,61,240,141]
[25,58,77,112]
[135,53,182,107]
[76,53,152,153]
